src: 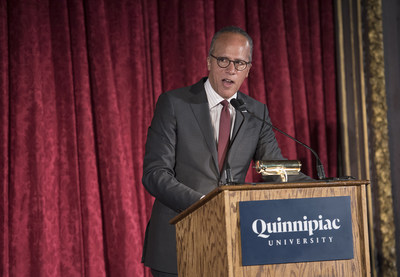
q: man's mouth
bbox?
[222,78,234,84]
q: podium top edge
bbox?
[169,180,370,225]
[218,179,369,191]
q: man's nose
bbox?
[226,61,236,74]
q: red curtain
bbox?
[0,0,336,276]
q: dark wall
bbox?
[382,0,400,273]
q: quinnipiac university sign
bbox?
[239,196,353,266]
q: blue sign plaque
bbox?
[239,196,353,266]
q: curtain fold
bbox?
[1,0,337,276]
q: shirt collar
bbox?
[204,79,237,109]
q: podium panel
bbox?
[170,181,370,277]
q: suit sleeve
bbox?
[253,105,314,182]
[142,93,204,212]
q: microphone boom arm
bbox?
[230,98,327,180]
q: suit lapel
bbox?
[227,93,250,163]
[187,82,252,175]
[189,80,219,172]
[231,107,246,144]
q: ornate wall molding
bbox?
[335,0,397,275]
[364,0,397,275]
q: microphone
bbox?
[230,98,327,180]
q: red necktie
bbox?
[218,100,231,172]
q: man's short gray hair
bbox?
[208,26,253,62]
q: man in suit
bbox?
[142,26,311,276]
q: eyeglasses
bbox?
[209,54,251,71]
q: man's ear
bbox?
[245,64,252,78]
[207,56,211,71]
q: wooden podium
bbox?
[170,180,371,276]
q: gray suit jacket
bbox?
[141,78,311,273]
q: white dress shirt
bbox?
[204,79,237,143]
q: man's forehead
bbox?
[213,33,251,59]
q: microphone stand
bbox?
[230,98,330,180]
